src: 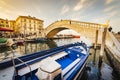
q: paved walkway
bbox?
[114,34,120,42]
[106,32,120,60]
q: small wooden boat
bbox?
[13,42,89,80]
[0,38,7,47]
[25,38,48,43]
[0,38,7,43]
[16,39,24,45]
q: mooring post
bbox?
[99,27,107,67]
[94,30,98,49]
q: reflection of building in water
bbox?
[17,46,24,55]
[17,43,49,55]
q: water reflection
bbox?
[93,49,96,65]
[81,48,118,80]
[46,40,57,48]
[0,39,80,61]
[18,42,50,55]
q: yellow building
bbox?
[0,18,13,37]
[9,20,16,31]
[15,15,44,37]
[0,18,9,28]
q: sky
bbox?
[0,0,120,33]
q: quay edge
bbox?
[105,46,120,77]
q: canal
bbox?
[0,38,119,80]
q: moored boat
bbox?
[0,38,16,48]
[0,38,7,47]
[0,42,89,80]
[25,38,48,43]
[13,42,89,80]
[16,39,25,45]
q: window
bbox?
[29,24,31,27]
[29,19,31,23]
[24,23,26,26]
[1,21,3,23]
[24,19,26,22]
[6,21,8,24]
[34,25,36,30]
[6,25,9,27]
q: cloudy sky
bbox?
[0,0,120,32]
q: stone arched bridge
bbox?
[44,20,109,44]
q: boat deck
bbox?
[56,56,73,69]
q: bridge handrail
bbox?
[108,32,120,52]
[45,20,106,30]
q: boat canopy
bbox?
[0,27,14,32]
[0,38,7,43]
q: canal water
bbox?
[0,38,119,80]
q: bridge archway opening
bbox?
[45,26,94,44]
[46,27,83,38]
[57,29,80,35]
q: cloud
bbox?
[73,0,84,11]
[61,5,70,15]
[0,0,14,10]
[104,6,115,12]
[73,0,95,11]
[105,0,114,4]
[91,17,108,23]
[108,11,118,17]
[104,1,118,18]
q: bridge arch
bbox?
[44,20,108,43]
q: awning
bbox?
[0,27,14,32]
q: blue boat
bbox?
[0,42,89,80]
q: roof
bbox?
[9,20,15,22]
[16,15,44,22]
[0,18,5,20]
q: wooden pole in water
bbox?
[99,20,109,67]
[94,30,98,49]
[99,27,107,67]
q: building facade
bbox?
[9,20,16,31]
[0,18,9,28]
[15,16,44,38]
[0,18,11,37]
